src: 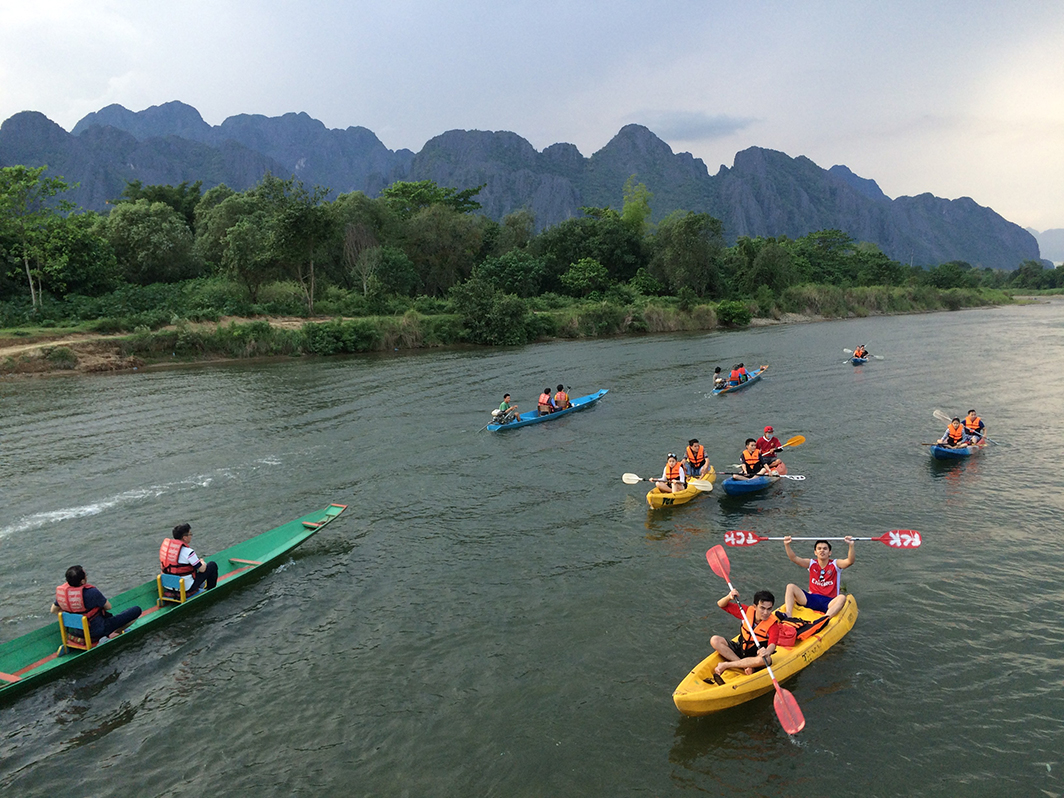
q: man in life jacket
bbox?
[497,393,520,424]
[737,438,772,479]
[780,536,855,620]
[937,417,971,448]
[755,426,783,469]
[963,409,985,442]
[709,588,780,677]
[737,363,749,383]
[651,453,686,493]
[50,564,142,642]
[161,523,219,594]
[728,365,742,387]
[854,344,868,359]
[683,438,710,478]
[537,388,555,415]
[553,384,571,410]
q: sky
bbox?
[2,1,1064,231]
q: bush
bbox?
[716,300,752,326]
[303,318,383,355]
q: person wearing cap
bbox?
[683,439,710,477]
[756,426,784,470]
[651,453,687,493]
[160,523,219,594]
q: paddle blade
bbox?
[933,409,951,423]
[689,478,713,492]
[873,530,922,548]
[705,545,730,580]
[622,473,642,484]
[773,688,806,734]
[783,435,805,448]
[723,530,766,547]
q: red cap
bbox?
[764,426,773,432]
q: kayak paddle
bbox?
[723,530,922,548]
[705,545,805,735]
[623,473,712,492]
[723,473,805,480]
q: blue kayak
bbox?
[929,440,986,459]
[487,389,609,431]
[721,474,779,496]
[713,366,768,395]
[851,357,868,365]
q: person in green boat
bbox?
[51,565,142,641]
[496,394,520,424]
[709,588,780,676]
[161,524,218,593]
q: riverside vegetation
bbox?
[0,166,1053,373]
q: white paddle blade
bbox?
[622,473,643,484]
[689,479,713,492]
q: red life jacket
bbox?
[55,583,104,620]
[538,392,552,407]
[739,605,777,645]
[554,391,569,407]
[665,461,683,481]
[729,369,741,384]
[686,444,705,468]
[159,538,197,576]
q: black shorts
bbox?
[727,638,758,659]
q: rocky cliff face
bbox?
[1,102,1041,269]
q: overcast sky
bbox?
[2,1,1063,231]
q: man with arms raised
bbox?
[781,536,855,620]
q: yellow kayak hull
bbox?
[646,466,716,509]
[672,594,858,717]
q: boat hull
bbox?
[721,474,778,496]
[673,595,858,717]
[851,357,868,365]
[929,440,987,459]
[487,389,608,431]
[0,503,347,703]
[646,467,716,509]
[712,367,767,395]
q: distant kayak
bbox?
[487,389,608,431]
[646,466,716,509]
[929,439,988,459]
[673,595,858,717]
[713,366,768,395]
[851,357,868,366]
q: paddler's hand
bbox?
[729,588,740,601]
[783,535,793,545]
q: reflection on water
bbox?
[2,301,1064,795]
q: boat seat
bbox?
[156,573,199,607]
[58,612,95,654]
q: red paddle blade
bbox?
[873,530,922,548]
[724,530,767,547]
[773,688,806,734]
[705,545,730,580]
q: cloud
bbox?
[628,111,758,142]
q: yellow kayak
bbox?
[672,594,858,716]
[646,466,716,509]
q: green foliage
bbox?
[449,277,531,345]
[715,300,752,326]
[621,176,653,235]
[560,257,611,297]
[104,199,202,285]
[380,180,484,219]
[302,318,383,355]
[475,250,548,297]
[403,204,485,296]
[534,208,647,289]
[629,267,664,296]
[118,180,202,231]
[44,346,77,368]
[650,211,724,296]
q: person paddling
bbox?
[853,344,869,359]
[650,453,686,493]
[736,439,773,479]
[755,426,784,470]
[937,417,970,448]
[683,439,711,478]
[709,588,780,676]
[963,409,985,442]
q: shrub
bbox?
[716,300,752,326]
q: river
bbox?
[2,300,1063,796]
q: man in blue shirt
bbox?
[51,564,142,642]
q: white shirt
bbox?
[176,545,202,589]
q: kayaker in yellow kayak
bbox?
[650,453,686,493]
[683,439,711,478]
[781,536,855,620]
[709,588,781,676]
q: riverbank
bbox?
[0,286,1021,377]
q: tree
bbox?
[0,165,76,307]
[534,207,647,290]
[403,204,486,296]
[118,180,203,232]
[560,257,611,297]
[495,209,536,254]
[38,212,119,297]
[380,180,484,219]
[475,250,548,297]
[650,211,725,297]
[104,199,201,285]
[621,176,653,235]
[221,214,274,302]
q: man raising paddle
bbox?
[780,536,855,620]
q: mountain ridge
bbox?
[0,101,1041,269]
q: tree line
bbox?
[2,165,1060,334]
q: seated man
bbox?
[963,409,985,442]
[537,388,555,415]
[713,367,726,390]
[553,384,571,410]
[709,588,780,677]
[737,363,749,383]
[51,564,142,642]
[161,523,219,595]
[756,425,784,470]
[737,438,773,479]
[683,439,710,478]
[497,393,520,423]
[854,344,868,359]
[781,536,855,620]
[938,418,970,448]
[650,453,686,493]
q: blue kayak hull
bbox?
[487,389,609,431]
[929,442,983,459]
[721,475,778,495]
[851,357,868,365]
[713,366,767,395]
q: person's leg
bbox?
[191,561,219,592]
[825,594,847,618]
[784,584,806,617]
[101,606,142,637]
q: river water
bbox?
[2,300,1063,796]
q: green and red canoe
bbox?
[0,503,346,703]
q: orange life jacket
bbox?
[686,444,705,468]
[159,538,197,575]
[742,448,762,469]
[55,583,104,620]
[947,423,965,443]
[964,415,982,433]
[729,369,741,383]
[854,347,866,358]
[538,392,551,407]
[554,391,569,407]
[739,605,777,645]
[665,461,683,481]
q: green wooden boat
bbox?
[0,503,346,703]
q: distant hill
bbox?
[1027,228,1064,263]
[1,101,1043,270]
